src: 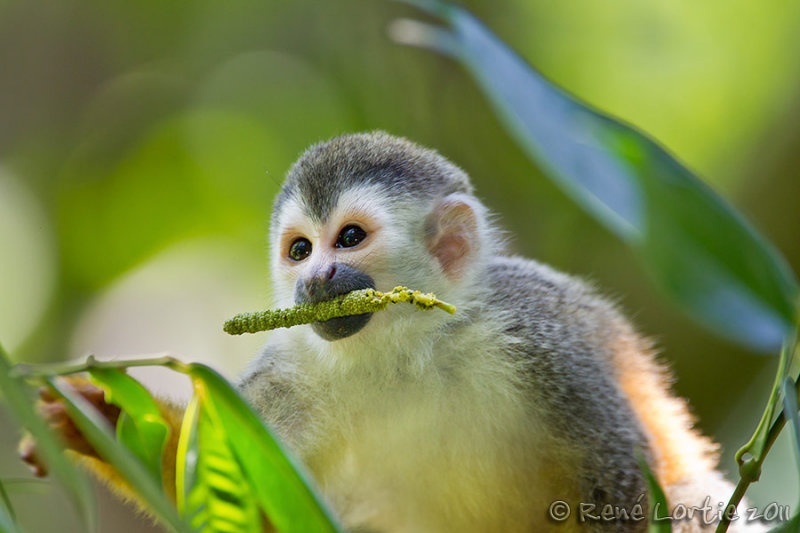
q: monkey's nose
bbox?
[294,262,376,341]
[304,264,338,300]
[296,263,374,304]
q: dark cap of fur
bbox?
[273,132,473,225]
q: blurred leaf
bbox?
[57,117,213,290]
[396,1,799,353]
[0,345,95,531]
[781,377,800,463]
[0,479,49,497]
[88,368,169,483]
[178,388,261,532]
[187,364,341,533]
[769,378,800,532]
[739,331,798,468]
[0,477,15,523]
[0,477,21,533]
[769,514,800,533]
[0,503,22,533]
[44,376,192,533]
[636,453,672,533]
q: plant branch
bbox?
[11,355,191,381]
[715,374,800,533]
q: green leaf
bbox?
[44,376,192,533]
[636,453,672,533]
[0,477,15,524]
[735,330,798,474]
[396,1,799,353]
[176,392,201,518]
[768,514,800,533]
[87,368,170,483]
[768,377,800,532]
[178,389,261,533]
[0,477,22,533]
[781,377,800,463]
[186,364,341,533]
[0,345,96,531]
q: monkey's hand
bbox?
[18,376,121,477]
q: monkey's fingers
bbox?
[18,377,123,475]
[18,433,48,477]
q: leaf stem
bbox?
[11,355,192,381]
[715,373,800,533]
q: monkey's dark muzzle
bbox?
[295,263,376,341]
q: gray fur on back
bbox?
[486,256,649,522]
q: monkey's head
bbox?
[269,132,497,343]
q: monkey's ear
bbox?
[425,193,482,280]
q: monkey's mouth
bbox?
[294,263,376,341]
[312,312,373,341]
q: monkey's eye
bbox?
[288,238,312,261]
[336,225,367,248]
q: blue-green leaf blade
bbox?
[399,1,799,352]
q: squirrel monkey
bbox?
[22,132,763,532]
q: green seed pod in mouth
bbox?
[223,287,456,335]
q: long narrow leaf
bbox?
[88,368,170,483]
[0,477,15,523]
[0,345,95,531]
[187,364,341,533]
[176,392,201,517]
[766,378,800,532]
[395,1,798,352]
[0,503,23,533]
[182,389,261,533]
[740,331,798,467]
[635,452,672,533]
[781,377,800,461]
[45,377,192,533]
[0,477,22,533]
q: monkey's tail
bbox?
[609,330,769,532]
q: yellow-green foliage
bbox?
[223,287,456,335]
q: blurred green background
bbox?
[2,0,800,530]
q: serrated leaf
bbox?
[0,345,95,531]
[87,368,170,483]
[397,0,799,353]
[187,364,341,533]
[45,376,192,533]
